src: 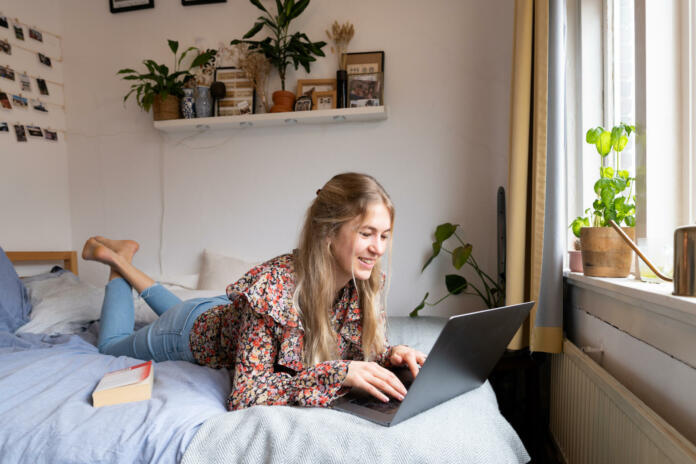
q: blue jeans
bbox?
[98,278,229,362]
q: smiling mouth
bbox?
[358,257,375,267]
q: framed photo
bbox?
[348,72,383,108]
[313,90,336,110]
[0,122,8,132]
[182,0,225,5]
[0,16,8,29]
[296,79,336,100]
[14,24,24,41]
[213,66,255,116]
[343,51,384,75]
[110,0,154,14]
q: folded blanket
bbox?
[181,381,529,464]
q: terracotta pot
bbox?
[270,90,295,113]
[152,95,180,121]
[580,226,635,277]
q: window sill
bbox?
[563,271,696,369]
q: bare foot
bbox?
[93,236,140,263]
[81,237,119,266]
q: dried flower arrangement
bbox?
[234,43,271,112]
[326,20,355,70]
[188,48,218,87]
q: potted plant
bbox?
[117,40,213,121]
[569,123,637,277]
[231,0,326,113]
[411,223,505,317]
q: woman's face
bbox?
[331,201,392,288]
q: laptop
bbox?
[332,301,534,426]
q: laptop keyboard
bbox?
[348,396,402,413]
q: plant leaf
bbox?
[249,0,269,13]
[452,244,472,269]
[434,223,457,243]
[421,241,441,272]
[290,0,310,19]
[168,40,178,54]
[585,126,603,144]
[445,274,468,295]
[243,21,265,39]
[410,292,429,318]
[596,130,612,156]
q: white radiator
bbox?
[550,339,696,464]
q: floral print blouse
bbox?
[188,253,393,411]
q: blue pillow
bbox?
[0,246,32,332]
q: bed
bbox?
[0,248,530,464]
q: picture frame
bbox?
[182,0,225,5]
[348,72,383,108]
[213,66,255,116]
[296,79,336,100]
[109,0,154,14]
[313,90,336,110]
[343,51,385,75]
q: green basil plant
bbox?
[569,123,637,238]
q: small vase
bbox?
[195,86,213,118]
[254,89,268,114]
[336,70,348,108]
[181,88,195,119]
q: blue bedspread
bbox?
[0,331,229,463]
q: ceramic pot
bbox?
[270,90,295,113]
[152,95,180,121]
[580,226,635,277]
[181,88,195,119]
[568,250,583,272]
[195,86,213,118]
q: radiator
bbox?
[550,339,696,464]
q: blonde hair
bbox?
[295,173,394,366]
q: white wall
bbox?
[60,0,513,317]
[0,1,71,254]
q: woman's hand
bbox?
[343,361,407,403]
[388,345,427,378]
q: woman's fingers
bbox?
[371,365,407,397]
[403,351,420,377]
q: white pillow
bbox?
[17,271,227,335]
[17,272,103,335]
[196,249,260,291]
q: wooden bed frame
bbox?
[7,251,78,276]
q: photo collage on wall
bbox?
[0,14,59,143]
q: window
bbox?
[567,0,694,251]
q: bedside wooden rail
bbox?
[7,251,78,276]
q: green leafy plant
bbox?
[117,40,213,111]
[411,223,505,317]
[569,123,637,238]
[230,0,326,91]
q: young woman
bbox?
[83,172,425,410]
